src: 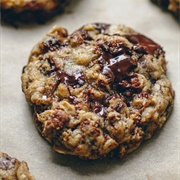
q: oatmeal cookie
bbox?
[0,0,68,24]
[21,23,174,159]
[151,0,180,19]
[0,152,35,180]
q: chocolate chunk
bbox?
[124,34,161,55]
[57,71,85,87]
[103,54,137,83]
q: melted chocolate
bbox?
[42,37,69,53]
[42,56,86,88]
[102,54,137,83]
[124,34,161,55]
[97,40,132,56]
[110,42,132,56]
[57,71,85,87]
[96,37,140,97]
[97,40,133,80]
[98,52,113,69]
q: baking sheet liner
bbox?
[0,0,179,179]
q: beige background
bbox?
[0,0,179,179]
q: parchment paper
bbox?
[0,0,179,179]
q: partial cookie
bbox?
[0,152,35,180]
[0,0,68,24]
[151,0,180,19]
[21,23,174,159]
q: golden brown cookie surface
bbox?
[21,23,174,159]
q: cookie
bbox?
[0,152,35,180]
[21,23,174,159]
[0,0,68,24]
[151,0,180,19]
